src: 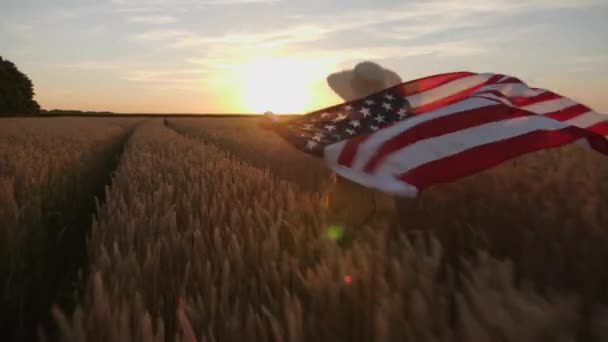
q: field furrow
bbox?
[50,119,608,342]
[167,117,332,193]
[0,117,141,341]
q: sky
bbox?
[2,0,608,114]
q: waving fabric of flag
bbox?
[265,71,608,197]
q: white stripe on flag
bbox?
[474,83,546,98]
[406,73,495,109]
[323,140,420,196]
[329,163,420,197]
[372,115,571,177]
[523,97,578,114]
[350,97,499,171]
[566,111,607,128]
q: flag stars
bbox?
[397,109,408,118]
[382,102,393,110]
[324,124,336,132]
[344,104,353,111]
[360,107,371,117]
[346,128,356,135]
[374,115,386,123]
[349,120,360,128]
[320,112,331,119]
[384,93,395,100]
[365,99,375,105]
[306,140,318,150]
[371,125,379,131]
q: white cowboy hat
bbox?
[326,61,403,102]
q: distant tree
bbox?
[0,56,40,116]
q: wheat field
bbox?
[1,117,607,342]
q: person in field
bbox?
[323,61,405,230]
[260,61,408,231]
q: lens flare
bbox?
[326,225,344,241]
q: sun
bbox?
[239,56,331,114]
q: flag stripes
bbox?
[271,71,608,196]
[333,73,607,195]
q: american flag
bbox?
[266,71,608,197]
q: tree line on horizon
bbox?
[0,57,117,117]
[0,56,40,116]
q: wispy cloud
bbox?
[129,15,177,24]
[112,0,278,6]
[1,21,35,38]
[132,29,197,42]
[122,69,208,82]
[130,24,327,50]
[114,7,164,13]
[46,61,123,70]
[197,0,278,4]
[186,39,488,86]
[572,55,608,64]
[130,0,598,52]
[4,0,606,113]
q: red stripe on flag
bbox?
[337,133,371,167]
[511,92,562,107]
[543,104,590,121]
[472,90,562,107]
[588,121,608,135]
[587,134,608,155]
[399,126,607,191]
[472,90,517,100]
[414,74,504,114]
[364,104,533,173]
[397,72,476,97]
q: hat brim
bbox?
[327,67,402,102]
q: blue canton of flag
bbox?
[278,87,414,156]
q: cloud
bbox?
[112,0,277,6]
[541,54,608,73]
[132,29,195,41]
[1,22,34,37]
[129,15,177,24]
[122,69,208,83]
[46,61,122,70]
[114,7,164,13]
[187,39,487,80]
[572,55,608,64]
[179,25,329,48]
[197,0,278,4]
[130,24,329,50]
[129,0,596,53]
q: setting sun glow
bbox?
[239,56,336,114]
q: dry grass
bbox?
[169,117,608,300]
[168,117,332,193]
[0,117,141,340]
[44,118,608,342]
[392,144,608,303]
